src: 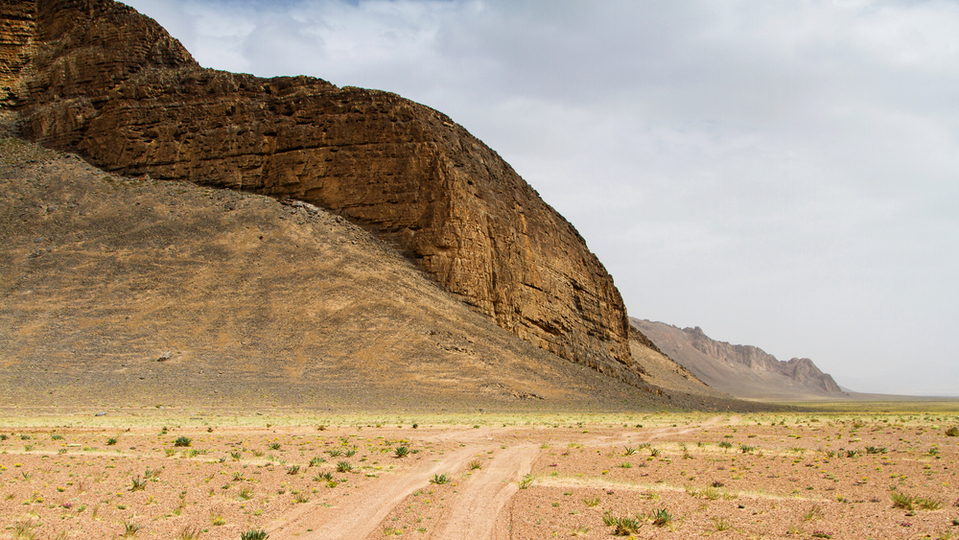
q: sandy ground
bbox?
[2,412,958,539]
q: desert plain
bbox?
[2,407,958,540]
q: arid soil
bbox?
[2,412,958,539]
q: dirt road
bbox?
[266,419,735,539]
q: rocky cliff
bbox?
[632,319,844,399]
[1,0,639,385]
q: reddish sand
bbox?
[1,413,957,539]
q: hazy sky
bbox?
[124,0,959,396]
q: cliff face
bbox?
[1,0,638,384]
[0,0,35,103]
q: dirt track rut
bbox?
[267,446,479,540]
[434,444,538,540]
[267,418,732,540]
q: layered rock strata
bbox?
[1,0,641,384]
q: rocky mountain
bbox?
[631,319,844,400]
[2,136,786,412]
[1,0,640,386]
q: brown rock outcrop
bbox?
[1,0,640,385]
[0,1,36,104]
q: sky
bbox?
[123,0,959,396]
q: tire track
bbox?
[434,444,539,540]
[266,445,478,540]
[267,418,742,540]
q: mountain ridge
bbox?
[631,318,844,400]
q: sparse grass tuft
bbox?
[175,525,201,540]
[603,512,641,536]
[336,461,352,473]
[713,517,731,531]
[890,491,943,511]
[651,508,673,527]
[803,504,823,521]
[394,446,410,458]
[688,485,727,500]
[122,522,140,538]
[314,471,334,482]
[240,531,268,540]
[173,436,192,447]
[431,473,450,485]
[13,521,38,540]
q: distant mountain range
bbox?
[631,319,845,400]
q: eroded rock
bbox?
[2,0,641,385]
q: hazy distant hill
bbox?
[631,319,844,400]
